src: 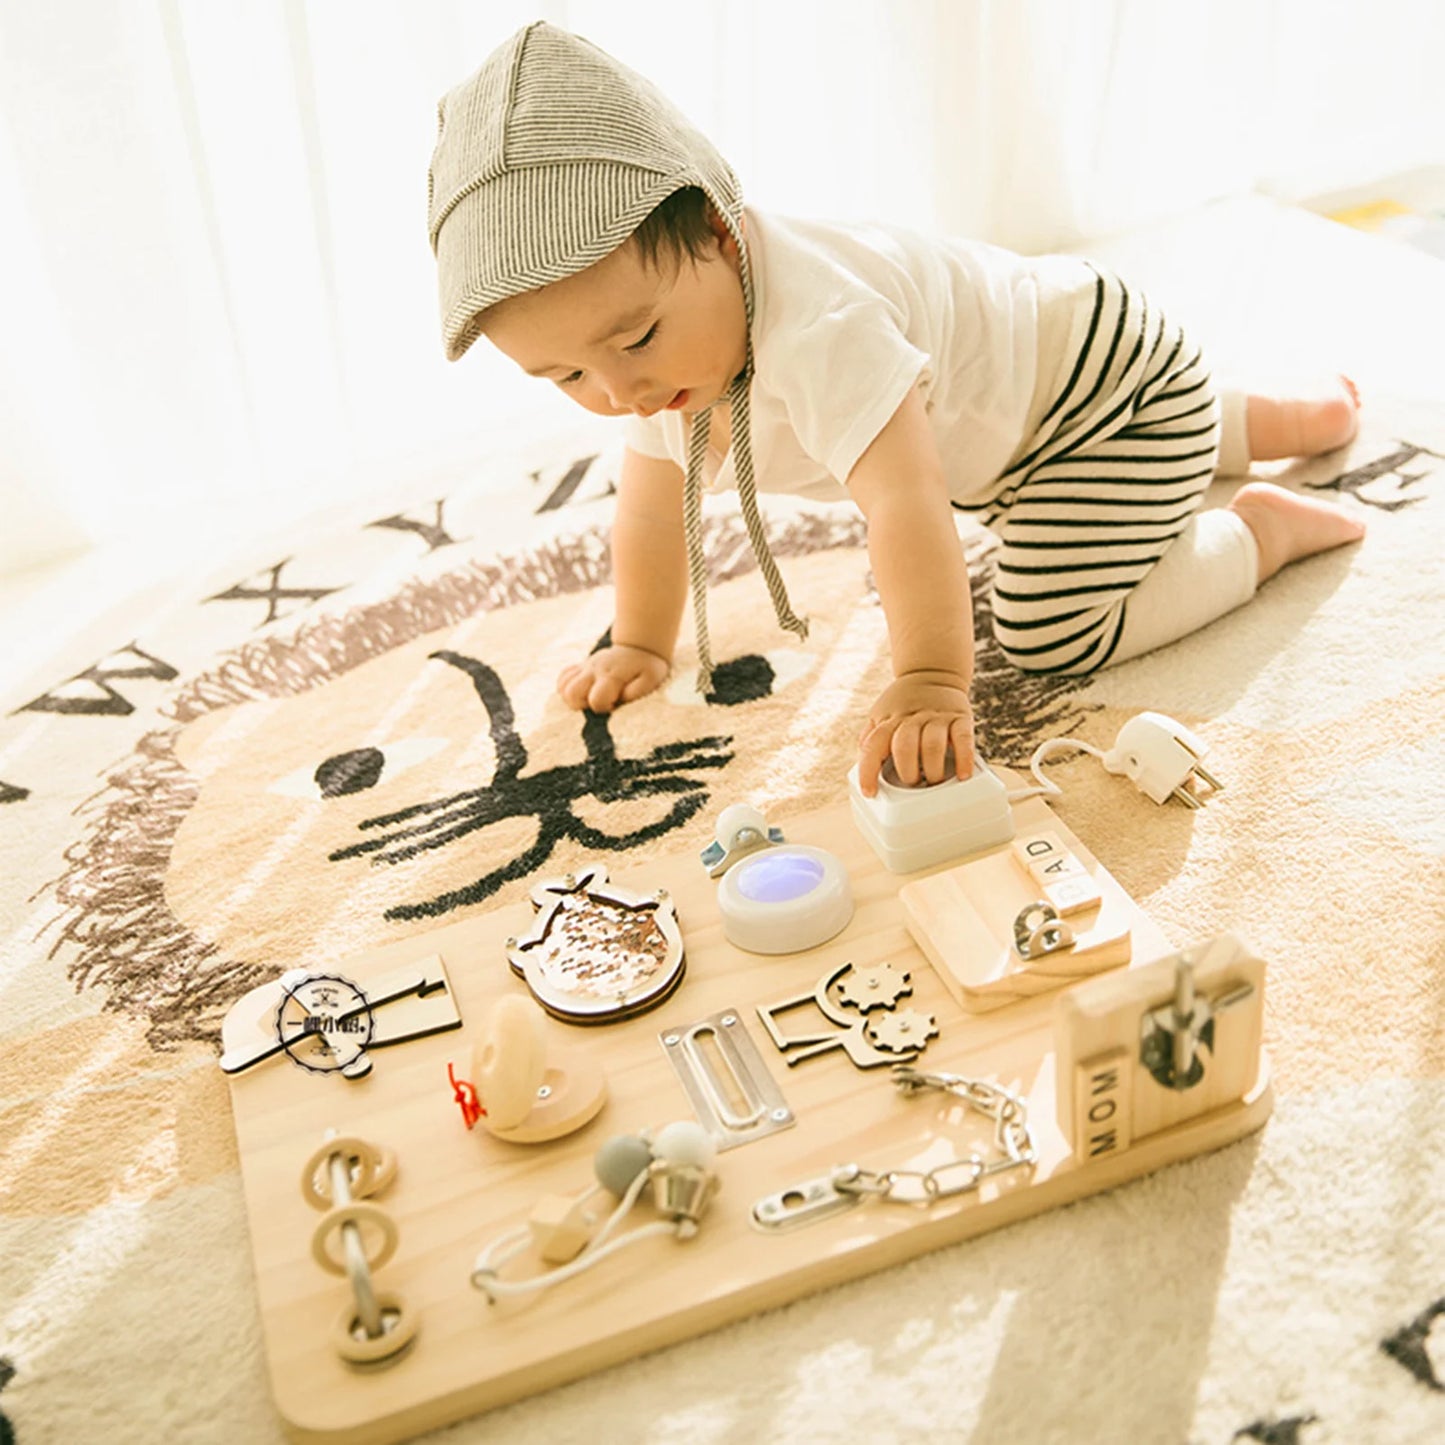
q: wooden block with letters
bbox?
[1054,933,1267,1162]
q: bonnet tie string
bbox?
[683,381,808,697]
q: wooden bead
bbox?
[527,1192,601,1264]
[594,1134,654,1197]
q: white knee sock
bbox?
[1110,507,1259,665]
[1216,389,1250,476]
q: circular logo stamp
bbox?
[274,972,376,1077]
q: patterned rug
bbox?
[2,395,1443,1444]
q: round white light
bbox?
[717,845,853,955]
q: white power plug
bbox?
[1100,711,1223,808]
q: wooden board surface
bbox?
[223,781,1272,1444]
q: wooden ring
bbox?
[331,1290,418,1368]
[311,1201,399,1275]
[299,1135,390,1210]
[367,1145,398,1197]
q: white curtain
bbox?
[2,0,1442,572]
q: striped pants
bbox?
[963,266,1255,675]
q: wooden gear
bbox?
[755,959,939,1069]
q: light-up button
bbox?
[734,852,826,904]
[717,844,852,955]
[847,756,1014,874]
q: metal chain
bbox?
[831,1065,1037,1206]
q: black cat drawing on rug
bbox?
[328,649,738,921]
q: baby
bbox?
[428,22,1364,796]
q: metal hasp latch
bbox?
[1139,949,1255,1090]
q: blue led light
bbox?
[734,851,826,904]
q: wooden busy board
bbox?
[223,779,1272,1444]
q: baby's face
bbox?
[481,218,748,419]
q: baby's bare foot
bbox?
[1228,480,1366,583]
[1246,375,1361,461]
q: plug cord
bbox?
[1003,712,1222,808]
[1004,736,1107,803]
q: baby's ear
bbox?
[706,204,740,254]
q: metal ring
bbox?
[1012,901,1074,960]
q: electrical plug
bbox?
[1101,711,1223,808]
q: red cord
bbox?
[448,1062,484,1129]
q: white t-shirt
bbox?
[625,207,1095,506]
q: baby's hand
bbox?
[557,644,670,713]
[856,671,975,797]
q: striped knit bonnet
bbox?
[427,20,806,694]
